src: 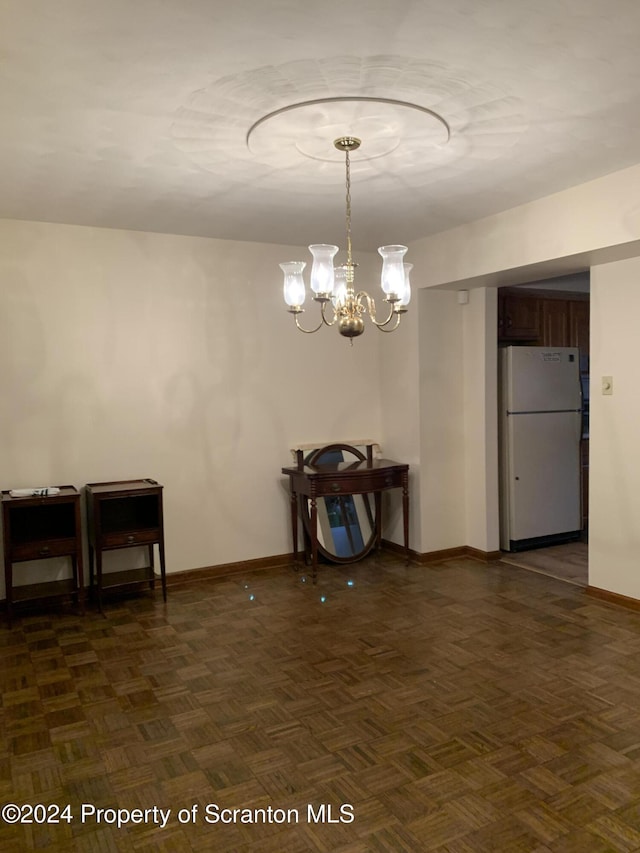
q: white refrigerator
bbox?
[499,346,583,552]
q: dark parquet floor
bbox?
[3,552,640,852]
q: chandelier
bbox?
[280,137,412,340]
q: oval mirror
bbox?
[300,444,377,563]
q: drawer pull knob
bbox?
[127,535,136,543]
[39,546,50,556]
[330,483,341,492]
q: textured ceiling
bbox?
[1,0,640,250]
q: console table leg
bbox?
[310,495,318,583]
[289,490,299,570]
[374,491,382,551]
[402,473,410,565]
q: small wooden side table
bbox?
[282,444,409,582]
[1,486,84,625]
[85,479,167,611]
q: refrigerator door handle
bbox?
[579,376,583,412]
[577,379,584,443]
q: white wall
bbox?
[378,288,422,551]
[378,280,500,557]
[414,162,640,289]
[377,283,471,556]
[589,257,640,598]
[417,289,466,552]
[0,219,383,593]
[461,288,499,553]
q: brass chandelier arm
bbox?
[320,300,339,327]
[292,301,338,333]
[358,292,399,329]
[293,314,324,334]
[374,313,402,333]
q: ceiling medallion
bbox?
[172,55,527,193]
[246,96,450,163]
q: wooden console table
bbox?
[282,444,409,581]
[2,486,84,625]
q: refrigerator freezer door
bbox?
[506,346,581,413]
[503,410,581,547]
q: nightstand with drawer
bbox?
[2,485,84,624]
[85,479,167,611]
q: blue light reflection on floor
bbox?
[243,567,359,607]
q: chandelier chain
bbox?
[345,148,353,268]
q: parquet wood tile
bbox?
[5,553,640,850]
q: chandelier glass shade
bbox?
[280,137,412,339]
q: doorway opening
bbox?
[497,273,589,587]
